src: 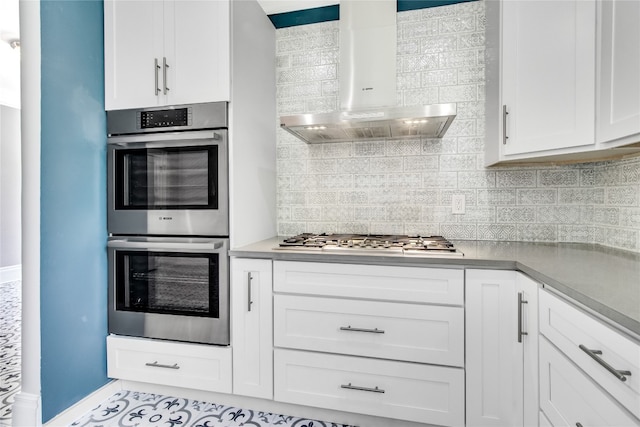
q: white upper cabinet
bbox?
[486,0,596,165]
[596,0,640,146]
[104,0,230,110]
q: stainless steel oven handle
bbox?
[108,130,224,146]
[108,239,224,252]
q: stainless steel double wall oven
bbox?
[107,102,230,345]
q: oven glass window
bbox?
[115,146,218,209]
[115,251,219,317]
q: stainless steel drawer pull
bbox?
[339,326,385,334]
[341,383,385,394]
[247,272,253,312]
[579,344,632,382]
[502,104,509,145]
[154,58,161,95]
[145,361,180,370]
[518,292,528,343]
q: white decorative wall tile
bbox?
[517,224,557,242]
[399,72,422,90]
[593,207,620,226]
[403,87,440,105]
[337,222,370,234]
[386,205,422,222]
[497,207,535,223]
[496,170,537,188]
[606,186,639,206]
[439,84,478,102]
[307,191,337,206]
[337,191,368,205]
[306,97,337,113]
[601,228,639,251]
[336,158,371,174]
[402,54,440,72]
[322,142,352,158]
[620,208,640,228]
[420,35,458,54]
[458,171,496,188]
[536,206,582,224]
[442,118,477,137]
[580,167,621,187]
[477,224,517,241]
[371,157,404,173]
[457,137,484,153]
[458,66,485,85]
[517,189,557,205]
[370,222,406,234]
[291,206,322,221]
[421,69,458,87]
[387,139,422,156]
[278,191,306,206]
[558,225,594,244]
[439,50,478,69]
[404,155,439,171]
[277,82,322,99]
[354,206,387,221]
[440,154,477,171]
[422,206,457,223]
[422,137,458,154]
[400,19,439,39]
[355,174,386,189]
[459,207,496,223]
[389,173,423,188]
[455,101,485,119]
[277,207,291,221]
[477,189,517,205]
[538,170,579,187]
[620,160,640,184]
[439,14,476,34]
[457,31,485,49]
[423,171,458,188]
[354,141,386,157]
[317,174,354,189]
[440,224,477,239]
[440,189,477,206]
[368,189,409,204]
[558,188,606,205]
[278,222,307,236]
[307,159,337,174]
[322,206,355,222]
[405,189,439,204]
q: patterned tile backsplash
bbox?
[275,0,640,253]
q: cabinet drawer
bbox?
[540,338,639,427]
[107,335,232,393]
[274,349,465,426]
[274,294,464,367]
[539,290,640,418]
[274,261,463,305]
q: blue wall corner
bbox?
[40,0,108,421]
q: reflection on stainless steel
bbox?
[277,233,463,257]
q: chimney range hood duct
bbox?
[279,0,456,144]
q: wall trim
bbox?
[0,264,21,283]
[11,392,41,427]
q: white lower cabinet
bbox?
[274,348,465,426]
[539,289,640,421]
[539,337,639,427]
[465,270,539,427]
[272,260,465,426]
[107,335,232,392]
[230,258,273,399]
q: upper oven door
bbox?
[107,130,228,236]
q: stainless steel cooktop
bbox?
[277,233,463,257]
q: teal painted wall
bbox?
[40,0,108,421]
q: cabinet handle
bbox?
[145,361,180,370]
[154,58,161,95]
[339,326,385,334]
[502,104,509,145]
[247,272,253,312]
[163,57,170,95]
[518,292,528,343]
[579,345,632,382]
[341,383,385,393]
[576,423,584,427]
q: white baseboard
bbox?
[0,265,21,283]
[11,392,41,427]
[44,381,122,427]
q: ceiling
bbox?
[256,0,338,15]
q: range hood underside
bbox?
[280,104,457,144]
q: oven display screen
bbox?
[140,108,189,129]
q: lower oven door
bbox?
[107,236,229,345]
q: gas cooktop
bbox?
[277,233,463,257]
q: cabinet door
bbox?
[501,0,595,156]
[466,270,539,427]
[166,0,230,105]
[230,258,273,399]
[539,337,639,427]
[596,0,640,146]
[104,0,164,110]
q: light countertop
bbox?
[230,237,640,336]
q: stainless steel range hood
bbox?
[279,0,457,144]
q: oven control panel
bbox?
[139,107,191,129]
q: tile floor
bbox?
[69,390,353,427]
[0,280,21,427]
